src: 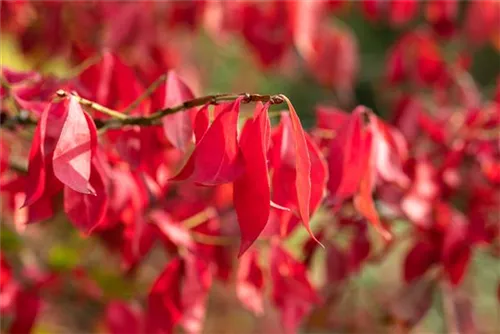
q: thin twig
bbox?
[181,207,218,229]
[121,73,167,115]
[56,90,128,120]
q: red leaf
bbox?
[315,106,350,132]
[78,52,145,111]
[149,210,193,250]
[348,224,371,273]
[442,218,471,286]
[403,240,440,282]
[0,253,12,290]
[180,254,212,334]
[63,157,108,234]
[270,243,320,334]
[22,120,46,207]
[305,133,328,216]
[146,258,183,334]
[327,242,348,282]
[234,102,271,256]
[171,98,245,185]
[105,301,142,334]
[153,71,196,150]
[193,104,210,143]
[282,96,321,246]
[370,115,410,188]
[53,96,95,195]
[353,130,392,241]
[328,107,365,202]
[8,289,40,334]
[237,250,264,315]
[23,99,67,207]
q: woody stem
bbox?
[54,90,286,130]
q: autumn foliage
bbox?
[0,1,499,333]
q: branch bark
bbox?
[1,89,286,131]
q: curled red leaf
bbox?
[53,96,96,195]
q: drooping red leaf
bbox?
[105,301,143,334]
[22,120,46,207]
[152,71,196,150]
[171,98,245,186]
[234,102,271,256]
[237,249,264,315]
[53,96,95,195]
[442,217,471,286]
[305,133,328,216]
[282,97,321,246]
[353,130,392,241]
[63,157,108,234]
[146,258,183,334]
[23,99,68,207]
[403,240,440,282]
[270,114,298,209]
[8,289,40,334]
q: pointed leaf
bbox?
[282,96,322,246]
[234,103,271,256]
[305,133,328,216]
[353,130,392,241]
[23,120,46,207]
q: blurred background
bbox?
[1,1,499,333]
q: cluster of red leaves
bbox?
[1,1,499,333]
[2,1,499,91]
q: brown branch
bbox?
[57,90,285,130]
